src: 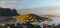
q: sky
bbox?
[0,0,60,9]
[11,0,60,16]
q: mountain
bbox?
[0,7,19,16]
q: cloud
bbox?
[17,6,60,16]
[0,1,17,8]
[17,6,60,25]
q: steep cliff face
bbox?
[0,7,19,16]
